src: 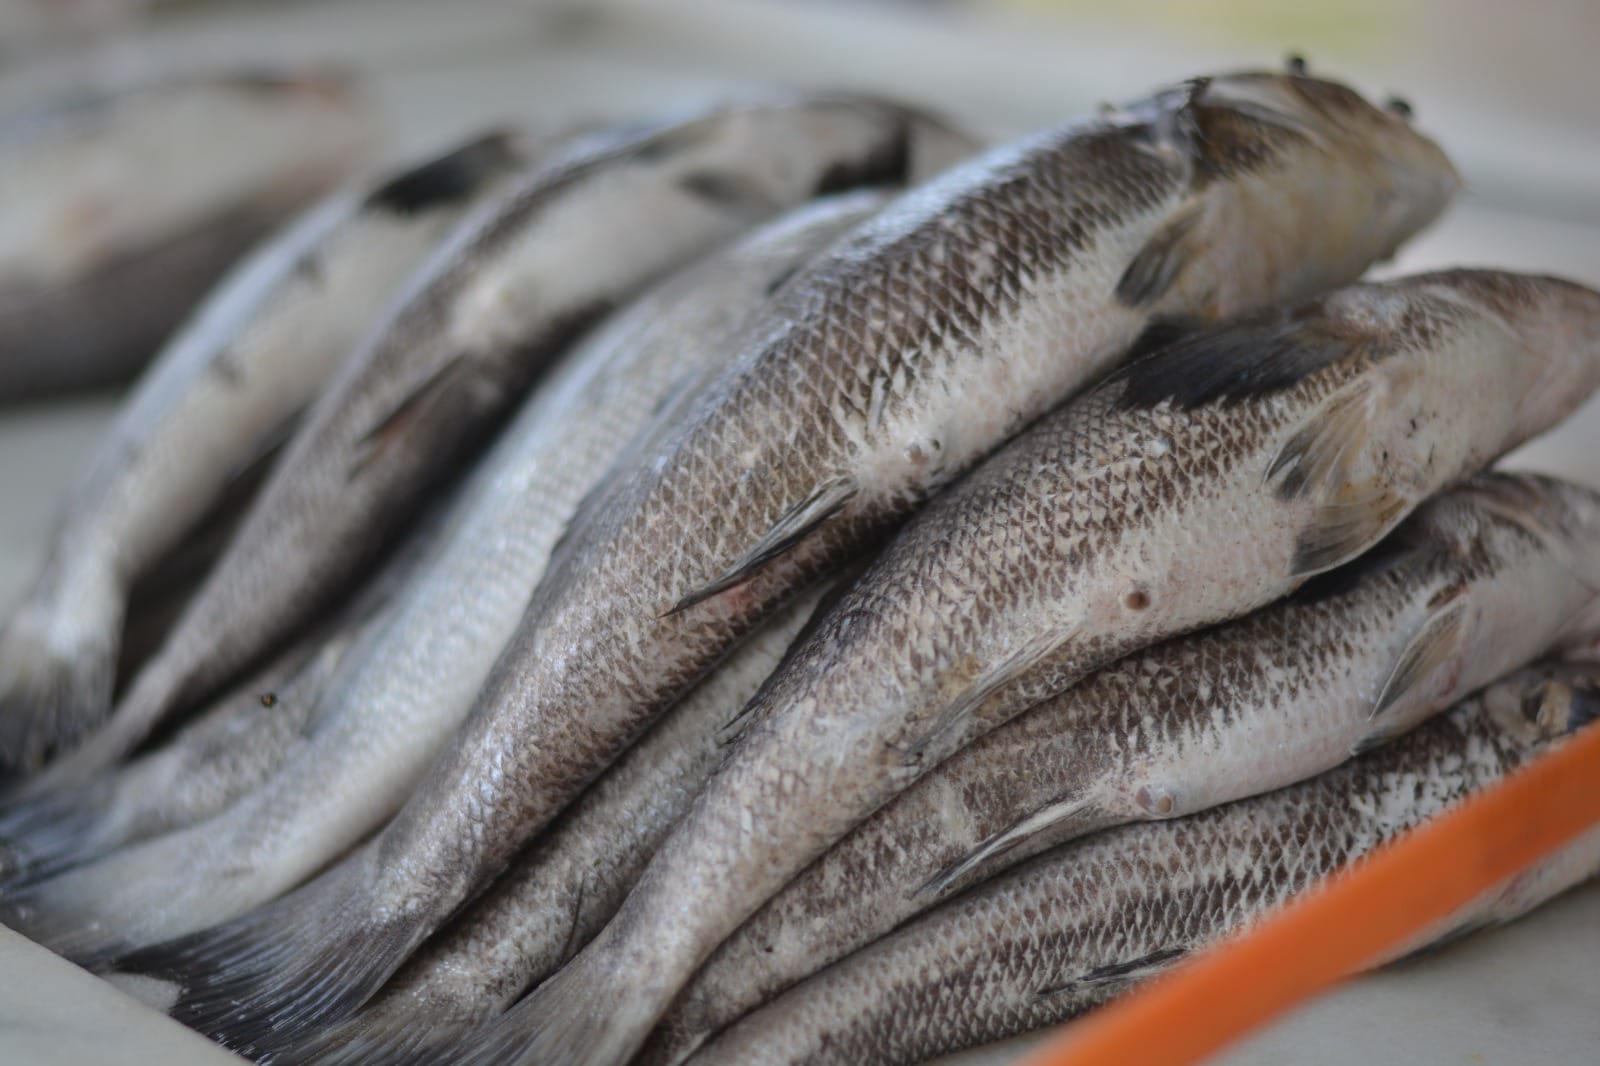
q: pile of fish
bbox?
[1,57,1598,1066]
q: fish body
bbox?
[0,129,532,769]
[647,471,1600,1063]
[43,95,971,790]
[0,69,377,402]
[291,589,827,1066]
[119,69,1460,1048]
[683,662,1600,1066]
[493,269,1600,1066]
[25,190,902,965]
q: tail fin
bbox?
[106,854,422,1059]
[0,559,124,769]
[270,999,476,1066]
[0,786,111,889]
[448,949,658,1066]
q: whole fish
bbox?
[111,67,1459,1046]
[24,190,905,965]
[0,128,533,769]
[677,663,1600,1066]
[644,471,1600,1064]
[288,588,828,1066]
[34,94,971,791]
[0,69,376,404]
[490,268,1600,1066]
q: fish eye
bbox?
[1386,96,1414,120]
[1285,54,1308,76]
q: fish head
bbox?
[1406,271,1600,447]
[1483,660,1600,745]
[1138,66,1459,316]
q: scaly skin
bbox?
[0,127,525,769]
[480,270,1600,1066]
[646,472,1600,1063]
[685,663,1600,1066]
[115,69,1457,1051]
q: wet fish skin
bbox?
[487,268,1600,1066]
[0,128,532,771]
[47,189,912,982]
[0,69,378,402]
[121,68,1460,1050]
[41,95,970,793]
[683,664,1600,1066]
[642,470,1600,1064]
[284,589,827,1066]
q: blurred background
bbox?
[1,2,1595,1063]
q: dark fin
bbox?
[0,789,107,890]
[1114,315,1208,370]
[915,792,1093,899]
[676,171,777,211]
[1368,594,1470,726]
[107,863,419,1059]
[367,131,525,215]
[349,356,481,478]
[1114,207,1202,308]
[1039,946,1188,997]
[1113,307,1361,410]
[666,476,858,615]
[813,118,911,195]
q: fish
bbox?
[30,93,972,792]
[0,127,534,770]
[285,588,829,1066]
[477,268,1600,1066]
[641,471,1600,1064]
[0,483,450,888]
[0,68,377,404]
[108,66,1460,1047]
[15,189,907,966]
[677,661,1600,1066]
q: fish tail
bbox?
[271,1000,469,1066]
[448,948,656,1066]
[0,558,124,770]
[0,786,110,889]
[107,854,418,1058]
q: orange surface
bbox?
[1016,720,1600,1066]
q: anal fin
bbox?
[667,475,857,615]
[915,792,1093,900]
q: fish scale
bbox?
[686,669,1600,1066]
[469,270,1600,1066]
[641,472,1600,1065]
[111,69,1458,1050]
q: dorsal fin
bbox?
[366,131,524,214]
[1112,303,1364,410]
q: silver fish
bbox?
[0,128,532,769]
[645,471,1600,1064]
[36,94,971,792]
[679,663,1600,1066]
[494,269,1600,1066]
[0,69,377,404]
[0,487,449,887]
[117,68,1459,1049]
[29,190,906,966]
[289,588,828,1066]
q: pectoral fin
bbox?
[915,792,1093,900]
[350,355,483,477]
[667,475,858,615]
[1038,946,1188,997]
[1365,592,1470,732]
[1115,207,1202,308]
[1269,381,1415,576]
